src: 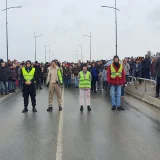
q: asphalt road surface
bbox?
[0,87,160,160]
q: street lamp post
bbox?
[44,44,50,63]
[49,48,50,62]
[76,49,78,62]
[48,48,54,62]
[101,0,120,56]
[83,31,92,62]
[33,32,43,61]
[2,0,22,61]
[72,53,76,63]
[78,43,83,62]
[74,49,79,62]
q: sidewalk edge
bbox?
[0,90,21,103]
[125,88,160,109]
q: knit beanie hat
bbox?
[113,55,119,61]
[26,60,31,64]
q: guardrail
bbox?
[128,76,137,89]
[137,77,156,92]
[128,76,156,92]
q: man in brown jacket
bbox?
[46,60,63,112]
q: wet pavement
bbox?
[0,87,160,160]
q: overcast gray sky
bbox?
[0,0,160,62]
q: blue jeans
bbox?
[74,76,78,87]
[121,86,124,97]
[104,81,108,91]
[0,81,4,94]
[110,85,121,107]
[1,81,9,94]
[64,79,70,85]
[19,80,23,89]
[145,68,150,79]
[9,81,16,90]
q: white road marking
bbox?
[56,87,64,160]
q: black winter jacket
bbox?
[0,66,10,81]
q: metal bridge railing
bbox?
[137,77,156,92]
[128,76,156,92]
[128,76,137,89]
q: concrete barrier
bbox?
[125,88,160,109]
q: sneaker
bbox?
[80,105,83,111]
[117,106,125,111]
[32,108,37,112]
[22,108,28,113]
[111,106,116,110]
[39,87,43,90]
[87,105,91,111]
[47,107,53,112]
[59,106,63,111]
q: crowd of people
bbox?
[0,59,48,95]
[0,52,160,112]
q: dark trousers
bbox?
[156,84,160,96]
[36,78,42,89]
[135,72,142,84]
[156,76,160,96]
[91,77,97,92]
[23,83,36,108]
[145,68,150,79]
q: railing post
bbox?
[135,78,137,89]
[144,80,146,92]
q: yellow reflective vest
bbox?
[79,71,91,88]
[57,69,63,84]
[111,64,123,78]
[22,67,35,82]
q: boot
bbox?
[47,107,53,112]
[22,107,28,113]
[39,87,43,90]
[87,105,91,111]
[59,106,63,111]
[32,106,37,112]
[80,105,83,111]
[111,105,116,111]
[117,106,125,111]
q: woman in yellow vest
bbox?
[20,60,37,113]
[78,64,91,111]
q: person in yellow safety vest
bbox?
[107,56,126,111]
[78,64,91,111]
[46,60,63,112]
[20,60,37,113]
